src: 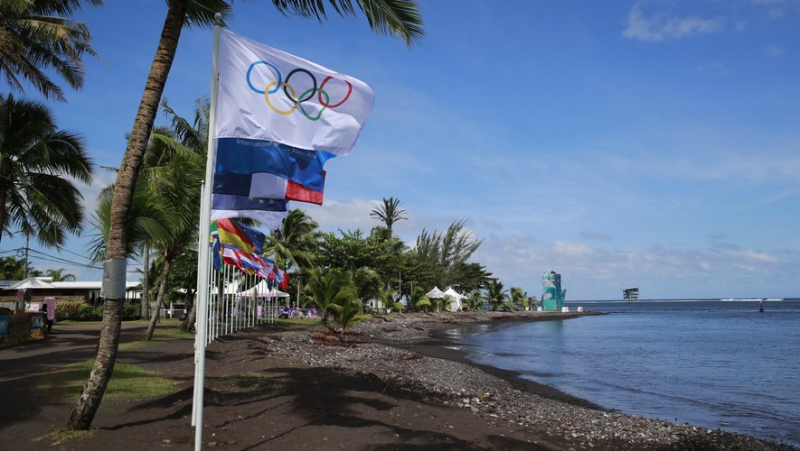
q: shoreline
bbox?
[339,311,796,450]
[401,314,605,410]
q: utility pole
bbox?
[23,234,29,279]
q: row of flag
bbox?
[206,29,373,279]
[211,218,288,287]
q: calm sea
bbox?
[444,299,800,447]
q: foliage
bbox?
[486,279,508,311]
[302,268,354,325]
[0,94,94,247]
[268,209,320,272]
[0,0,102,101]
[406,287,431,313]
[412,219,483,290]
[45,268,76,282]
[0,256,37,280]
[510,287,529,311]
[54,301,139,321]
[55,300,84,321]
[315,227,407,291]
[378,286,403,313]
[331,297,368,338]
[462,290,484,311]
[370,196,407,233]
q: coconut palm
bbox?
[486,279,508,311]
[347,266,381,307]
[331,297,367,339]
[370,196,407,234]
[406,286,431,313]
[303,268,353,326]
[267,208,320,307]
[268,209,319,271]
[0,95,94,248]
[144,155,203,340]
[463,289,484,311]
[510,287,528,311]
[45,268,76,282]
[73,1,423,430]
[0,0,101,101]
[377,286,403,313]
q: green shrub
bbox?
[55,301,84,321]
[77,305,102,321]
[122,303,139,321]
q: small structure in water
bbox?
[541,271,566,311]
[759,300,765,313]
[623,287,640,303]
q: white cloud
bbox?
[623,3,724,42]
[300,198,381,233]
[472,234,792,299]
[764,45,785,57]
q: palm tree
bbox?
[406,287,431,313]
[486,279,508,311]
[73,1,423,431]
[463,289,484,311]
[0,95,94,248]
[370,197,407,234]
[268,209,319,271]
[45,268,76,282]
[377,286,402,313]
[144,153,203,341]
[267,208,320,307]
[347,266,381,309]
[510,287,528,311]
[0,0,101,101]
[331,297,367,339]
[303,268,353,326]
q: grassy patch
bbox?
[35,428,93,446]
[119,326,194,351]
[38,360,178,403]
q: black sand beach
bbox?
[0,312,795,450]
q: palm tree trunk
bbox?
[180,289,196,332]
[67,0,189,431]
[66,298,124,429]
[0,178,8,245]
[146,257,172,341]
[141,243,150,318]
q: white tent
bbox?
[442,287,464,312]
[9,277,56,290]
[236,279,289,298]
[426,286,445,299]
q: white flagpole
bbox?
[193,12,224,451]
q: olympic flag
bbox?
[195,24,375,449]
[216,29,375,156]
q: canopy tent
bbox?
[9,277,57,290]
[236,279,290,298]
[442,287,464,312]
[426,286,445,299]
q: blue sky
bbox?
[3,0,799,300]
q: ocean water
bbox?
[445,300,800,447]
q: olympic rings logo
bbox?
[246,61,353,121]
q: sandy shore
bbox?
[0,312,796,450]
